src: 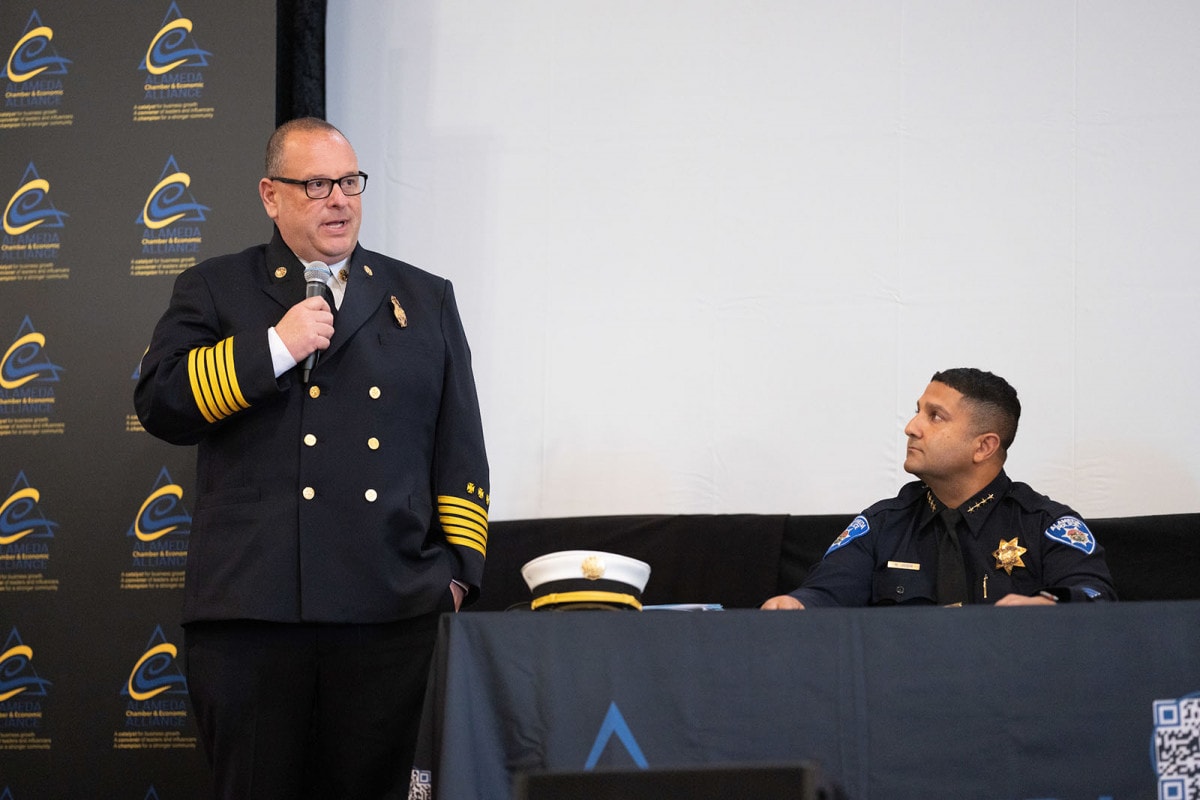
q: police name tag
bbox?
[887,560,921,571]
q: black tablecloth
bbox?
[413,601,1200,799]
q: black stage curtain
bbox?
[277,0,326,123]
[472,513,1200,612]
[474,515,794,611]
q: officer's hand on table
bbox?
[994,592,1056,606]
[761,595,806,610]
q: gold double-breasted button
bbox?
[309,386,321,399]
[367,437,380,450]
[302,487,316,500]
[369,386,381,399]
[304,434,317,447]
[364,489,378,502]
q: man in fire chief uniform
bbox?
[762,368,1115,609]
[135,117,489,799]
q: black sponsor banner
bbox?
[1,1,273,796]
[416,604,1200,800]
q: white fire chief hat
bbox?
[520,550,651,611]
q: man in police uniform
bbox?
[135,117,489,798]
[762,368,1115,609]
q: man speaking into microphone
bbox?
[135,117,490,799]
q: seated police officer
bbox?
[762,368,1116,609]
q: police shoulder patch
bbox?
[1044,516,1096,555]
[825,515,871,556]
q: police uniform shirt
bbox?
[792,471,1117,607]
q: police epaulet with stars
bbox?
[187,336,250,423]
[439,483,490,556]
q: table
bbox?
[411,601,1200,799]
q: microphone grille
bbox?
[304,263,331,283]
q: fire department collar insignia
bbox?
[390,296,408,328]
[993,537,1027,575]
[1044,516,1096,554]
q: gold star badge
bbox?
[993,538,1027,575]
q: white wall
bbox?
[327,1,1200,521]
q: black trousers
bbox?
[184,611,446,800]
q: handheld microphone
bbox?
[301,262,330,383]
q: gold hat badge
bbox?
[580,555,606,580]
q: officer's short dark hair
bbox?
[931,368,1021,450]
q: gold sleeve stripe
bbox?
[220,336,247,411]
[439,494,488,556]
[438,509,487,538]
[202,345,233,418]
[441,517,487,545]
[446,531,486,556]
[438,495,489,524]
[187,337,250,423]
[187,349,216,424]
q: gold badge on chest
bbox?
[390,295,408,328]
[993,537,1027,575]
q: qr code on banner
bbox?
[1155,696,1200,800]
[406,768,432,800]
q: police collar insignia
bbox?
[966,493,995,513]
[993,537,1027,574]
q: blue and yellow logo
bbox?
[0,627,52,704]
[1,471,57,549]
[4,163,68,242]
[121,469,189,586]
[121,628,189,735]
[122,626,187,703]
[126,468,190,575]
[129,468,191,546]
[137,155,208,232]
[139,2,210,105]
[1,316,64,395]
[3,11,71,84]
[140,2,210,75]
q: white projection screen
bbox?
[327,1,1200,521]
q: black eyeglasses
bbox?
[269,172,368,199]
